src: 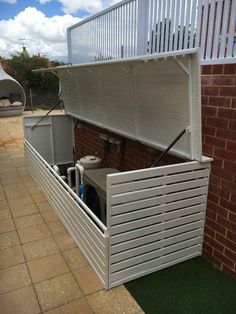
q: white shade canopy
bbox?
[0,63,26,106]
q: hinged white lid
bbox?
[36,49,202,161]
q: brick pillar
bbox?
[201,64,236,278]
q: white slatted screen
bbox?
[25,141,108,287]
[107,160,211,287]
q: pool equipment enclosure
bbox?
[24,49,211,289]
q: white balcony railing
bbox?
[67,0,236,65]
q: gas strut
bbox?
[31,98,63,130]
[151,129,187,167]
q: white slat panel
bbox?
[111,241,202,274]
[108,161,208,184]
[25,142,107,285]
[111,228,202,263]
[110,212,205,245]
[107,159,210,288]
[111,177,208,205]
[27,157,107,278]
[111,168,209,194]
[111,186,207,215]
[27,152,106,262]
[111,195,206,225]
[111,220,203,254]
[110,248,200,287]
[111,204,205,235]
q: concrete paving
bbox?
[0,111,144,314]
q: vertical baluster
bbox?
[195,0,203,48]
[189,0,197,49]
[219,0,230,58]
[160,0,166,52]
[227,0,236,58]
[184,0,191,49]
[173,0,180,51]
[178,0,186,50]
[165,0,171,52]
[134,0,137,55]
[205,0,216,59]
[200,0,209,59]
[169,0,175,51]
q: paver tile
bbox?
[48,221,66,236]
[45,298,93,314]
[73,265,103,295]
[87,285,142,314]
[28,253,69,283]
[18,224,51,244]
[31,192,47,203]
[0,263,31,294]
[10,203,39,218]
[14,213,44,229]
[36,201,54,212]
[0,231,20,249]
[0,209,11,220]
[0,286,40,314]
[22,237,59,261]
[35,273,82,312]
[54,233,77,251]
[0,218,15,234]
[0,245,25,269]
[0,200,9,210]
[41,210,59,223]
[0,174,23,185]
[5,188,30,201]
[62,247,88,271]
[8,195,33,208]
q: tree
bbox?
[1,51,64,93]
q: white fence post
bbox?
[137,0,149,55]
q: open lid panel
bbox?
[38,49,202,161]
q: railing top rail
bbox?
[68,0,134,31]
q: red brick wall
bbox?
[201,63,236,279]
[74,121,183,172]
[74,63,236,279]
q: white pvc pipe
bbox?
[67,167,75,188]
[75,163,84,199]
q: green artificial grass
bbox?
[125,257,236,314]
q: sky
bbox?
[0,0,119,61]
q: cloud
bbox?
[0,0,17,4]
[0,7,80,60]
[37,0,120,15]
